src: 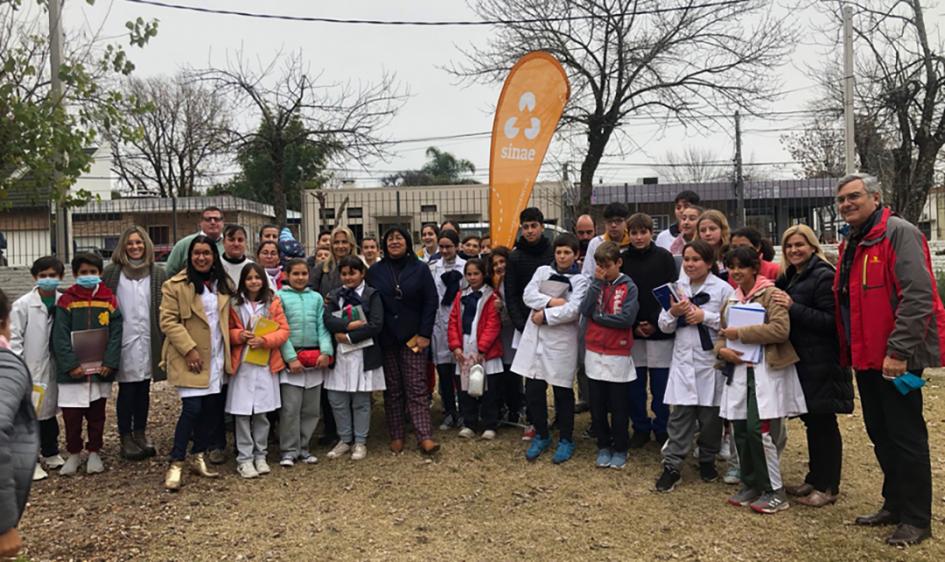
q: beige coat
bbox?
[714,287,800,370]
[159,272,233,388]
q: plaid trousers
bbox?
[383,346,433,442]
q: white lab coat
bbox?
[225,301,282,415]
[511,266,589,388]
[9,288,60,420]
[116,273,152,383]
[430,256,466,364]
[658,273,733,407]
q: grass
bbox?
[18,371,945,561]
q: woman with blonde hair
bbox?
[771,223,853,507]
[103,225,167,461]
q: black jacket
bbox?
[621,243,677,341]
[324,285,385,371]
[366,256,438,346]
[776,254,854,414]
[504,235,554,332]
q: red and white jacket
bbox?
[580,273,639,357]
[447,286,503,361]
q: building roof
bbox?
[71,195,302,219]
[591,177,840,205]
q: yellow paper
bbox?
[244,317,279,366]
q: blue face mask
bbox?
[76,275,101,289]
[36,278,61,292]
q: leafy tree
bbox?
[381,146,479,186]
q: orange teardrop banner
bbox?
[489,52,570,248]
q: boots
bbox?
[132,430,157,458]
[165,461,184,491]
[190,452,220,478]
[120,433,147,461]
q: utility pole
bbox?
[734,110,745,228]
[842,5,856,174]
[48,0,69,262]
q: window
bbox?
[319,207,335,220]
[652,215,671,232]
[347,207,363,219]
[421,204,437,214]
[349,224,363,244]
[73,212,121,222]
[148,225,170,245]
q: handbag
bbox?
[467,363,485,398]
[297,349,333,368]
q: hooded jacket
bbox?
[581,272,639,356]
[52,283,123,383]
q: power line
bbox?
[124,0,751,26]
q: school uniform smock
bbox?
[116,273,152,383]
[177,287,226,399]
[323,282,386,393]
[225,301,284,415]
[430,257,466,364]
[511,265,589,388]
[717,287,808,420]
[658,273,732,407]
[9,288,60,420]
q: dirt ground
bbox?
[17,371,945,562]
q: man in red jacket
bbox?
[834,173,945,546]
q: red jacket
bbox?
[582,274,638,357]
[834,207,945,371]
[447,289,503,361]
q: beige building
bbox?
[301,181,573,251]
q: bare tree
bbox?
[106,74,231,197]
[824,0,945,223]
[196,51,404,226]
[449,0,796,211]
[780,115,847,179]
[656,146,728,183]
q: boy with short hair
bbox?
[460,235,481,261]
[51,252,123,475]
[581,241,639,469]
[9,256,66,480]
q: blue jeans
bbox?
[170,392,224,461]
[629,367,669,435]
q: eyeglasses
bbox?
[835,191,866,205]
[202,216,223,223]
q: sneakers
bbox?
[238,461,259,479]
[525,435,552,461]
[351,443,367,461]
[327,442,352,459]
[254,458,271,475]
[552,439,575,465]
[458,427,476,439]
[609,451,627,470]
[628,431,651,449]
[596,448,613,468]
[699,462,719,482]
[301,453,319,465]
[481,430,496,441]
[750,489,790,514]
[723,466,741,485]
[208,449,226,465]
[86,452,105,474]
[719,432,734,460]
[279,455,295,467]
[438,412,458,431]
[43,454,66,469]
[728,486,762,507]
[521,425,537,441]
[60,454,82,476]
[655,466,681,492]
[33,463,49,481]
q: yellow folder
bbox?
[244,317,279,366]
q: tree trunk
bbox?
[578,130,609,214]
[272,147,287,227]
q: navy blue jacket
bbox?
[366,256,438,346]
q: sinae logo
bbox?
[500,91,540,161]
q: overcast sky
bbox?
[54,0,908,186]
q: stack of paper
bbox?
[726,303,766,364]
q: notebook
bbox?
[726,303,765,364]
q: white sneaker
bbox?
[301,454,319,465]
[33,463,49,481]
[327,442,351,459]
[481,430,496,441]
[279,456,295,467]
[458,427,476,439]
[254,458,271,475]
[43,454,66,469]
[238,461,259,479]
[60,454,82,476]
[86,452,104,474]
[351,443,367,461]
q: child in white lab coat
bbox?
[430,229,466,429]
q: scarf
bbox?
[461,290,483,335]
[734,275,775,304]
[121,258,151,280]
[441,269,464,306]
[669,234,686,256]
[339,286,363,307]
[678,292,714,350]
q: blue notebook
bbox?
[652,282,680,311]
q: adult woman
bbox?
[310,226,357,298]
[772,224,853,507]
[103,226,167,461]
[160,235,234,491]
[417,223,440,263]
[256,240,284,290]
[365,227,440,454]
[0,288,38,559]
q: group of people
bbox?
[0,172,941,557]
